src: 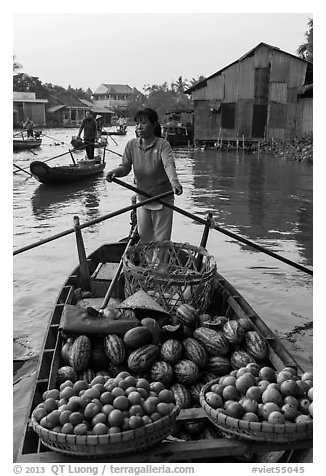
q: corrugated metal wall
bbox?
[270,51,290,82]
[238,100,253,137]
[224,63,240,102]
[207,75,224,100]
[193,100,221,140]
[239,57,255,99]
[270,83,288,103]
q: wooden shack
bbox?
[185,43,313,145]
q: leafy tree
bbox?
[13,73,48,98]
[297,18,313,62]
[13,55,22,73]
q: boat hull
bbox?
[30,160,106,185]
[13,138,42,150]
[16,241,312,463]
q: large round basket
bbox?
[200,380,313,443]
[31,405,180,457]
[123,241,217,315]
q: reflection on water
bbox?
[191,149,313,267]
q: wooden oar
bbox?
[110,177,313,276]
[87,225,139,317]
[13,163,33,177]
[13,148,84,175]
[13,190,173,256]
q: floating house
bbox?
[92,84,143,110]
[13,92,48,127]
[185,43,313,145]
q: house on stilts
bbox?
[185,42,313,149]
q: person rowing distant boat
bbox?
[77,110,97,160]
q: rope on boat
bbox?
[13,191,173,256]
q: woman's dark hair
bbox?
[135,108,162,137]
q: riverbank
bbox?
[260,135,313,163]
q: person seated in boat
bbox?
[77,110,97,160]
[106,107,183,244]
[117,116,127,132]
[23,117,35,138]
[95,115,103,139]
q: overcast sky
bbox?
[13,10,312,93]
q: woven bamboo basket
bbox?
[31,405,180,457]
[200,380,313,443]
[122,241,217,315]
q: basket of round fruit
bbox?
[31,372,180,457]
[199,364,313,443]
[122,241,217,315]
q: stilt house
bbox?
[185,43,313,145]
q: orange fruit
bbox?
[108,409,124,427]
[113,396,129,411]
[280,379,299,397]
[61,422,74,434]
[277,370,296,384]
[91,383,105,395]
[73,380,89,394]
[90,375,106,386]
[84,402,100,420]
[137,387,149,400]
[79,395,92,408]
[45,410,61,429]
[59,380,73,391]
[83,388,101,400]
[210,383,224,396]
[205,392,223,409]
[268,411,285,424]
[150,412,162,422]
[33,407,47,423]
[123,375,137,388]
[111,387,125,399]
[281,403,298,421]
[102,404,114,415]
[246,363,260,377]
[261,388,283,406]
[92,422,108,435]
[67,396,82,412]
[129,415,144,429]
[129,404,144,417]
[301,372,313,382]
[308,387,313,401]
[127,391,142,406]
[158,389,174,403]
[236,367,250,378]
[235,373,256,394]
[245,386,263,402]
[224,401,245,419]
[156,402,172,416]
[222,385,239,401]
[240,398,258,414]
[43,398,58,413]
[309,402,313,417]
[74,423,88,435]
[266,383,281,391]
[220,375,236,386]
[281,367,298,377]
[242,412,260,422]
[283,395,299,408]
[59,387,75,401]
[259,367,276,382]
[69,411,84,426]
[125,386,137,396]
[100,392,114,405]
[299,398,311,415]
[143,397,158,415]
[258,380,270,390]
[92,412,109,426]
[109,426,122,434]
[59,410,72,426]
[136,378,151,391]
[116,371,131,380]
[295,414,312,423]
[43,389,60,400]
[296,380,310,397]
[121,418,130,431]
[142,415,152,426]
[150,381,165,393]
[262,402,281,420]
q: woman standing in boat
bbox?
[106,108,183,243]
[77,110,97,160]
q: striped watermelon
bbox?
[127,344,160,372]
[150,361,174,385]
[245,331,268,360]
[230,350,256,369]
[176,303,198,328]
[182,338,208,368]
[160,339,183,365]
[174,359,200,385]
[69,335,91,372]
[104,334,126,366]
[56,366,77,386]
[207,355,232,376]
[223,320,245,345]
[170,383,192,409]
[193,327,229,356]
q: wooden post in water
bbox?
[242,135,245,150]
[73,216,92,291]
[196,211,213,271]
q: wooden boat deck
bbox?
[15,242,312,463]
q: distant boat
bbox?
[102,124,128,136]
[162,110,193,146]
[13,137,42,151]
[30,158,106,185]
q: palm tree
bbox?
[13,55,22,73]
[297,18,313,62]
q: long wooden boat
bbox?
[13,137,42,150]
[30,159,106,185]
[15,229,312,463]
[102,125,128,136]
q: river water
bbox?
[12,127,313,458]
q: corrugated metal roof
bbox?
[47,105,66,113]
[185,42,312,94]
[103,84,133,94]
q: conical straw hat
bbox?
[117,290,170,317]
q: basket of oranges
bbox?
[199,364,313,443]
[31,372,180,456]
